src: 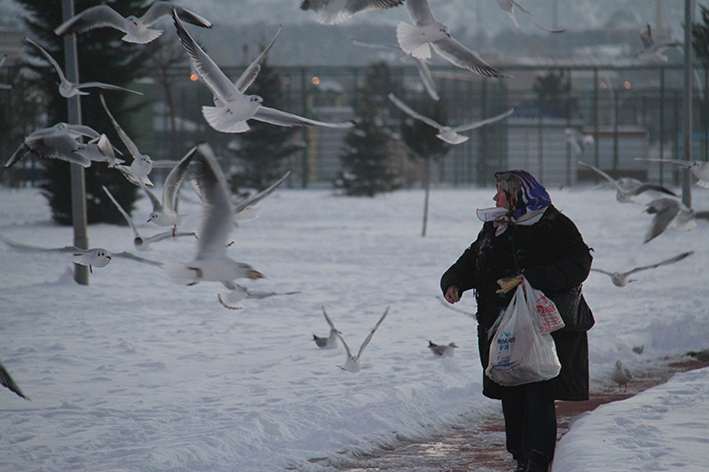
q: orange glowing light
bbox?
[600,81,607,89]
[312,77,320,85]
[190,74,199,82]
[624,81,631,89]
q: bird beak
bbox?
[249,270,265,280]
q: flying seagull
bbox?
[313,306,342,349]
[217,284,299,310]
[232,170,292,221]
[26,37,142,98]
[173,11,354,134]
[336,307,389,373]
[1,360,29,400]
[163,143,264,309]
[565,128,594,155]
[100,94,176,187]
[102,185,194,251]
[0,234,161,272]
[643,197,709,243]
[397,0,502,78]
[637,24,682,62]
[578,161,677,203]
[300,0,404,25]
[5,123,122,169]
[635,158,709,189]
[351,38,439,101]
[388,93,514,144]
[54,2,212,44]
[428,341,458,358]
[591,251,694,287]
[611,360,633,392]
[494,0,565,33]
[140,146,197,234]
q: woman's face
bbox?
[494,182,509,209]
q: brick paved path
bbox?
[333,357,707,472]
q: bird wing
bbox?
[102,185,139,238]
[387,93,442,130]
[100,94,143,162]
[590,268,614,277]
[112,251,163,267]
[234,26,281,94]
[639,24,654,49]
[413,58,440,101]
[252,106,354,128]
[75,82,142,95]
[142,2,213,28]
[511,0,565,33]
[452,108,514,133]
[0,233,81,253]
[173,10,239,105]
[628,183,677,198]
[139,180,163,212]
[644,198,681,243]
[577,161,622,192]
[404,0,437,26]
[25,37,68,83]
[54,5,128,36]
[0,361,29,400]
[64,124,102,140]
[634,158,693,169]
[191,143,233,261]
[356,306,389,358]
[322,306,338,331]
[36,135,92,167]
[162,146,198,213]
[145,230,194,244]
[233,170,291,215]
[430,37,502,78]
[626,251,694,276]
[336,332,353,358]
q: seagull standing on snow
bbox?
[1,360,29,400]
[164,143,264,309]
[54,2,212,44]
[313,306,342,349]
[396,0,502,78]
[336,307,389,373]
[636,158,709,189]
[591,251,694,287]
[5,122,121,169]
[428,341,458,358]
[644,197,709,243]
[102,186,194,251]
[173,11,353,134]
[578,161,677,203]
[300,0,404,25]
[100,94,176,187]
[611,360,633,392]
[25,37,142,98]
[141,146,197,235]
[494,0,565,33]
[388,93,514,144]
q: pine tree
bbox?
[16,0,155,225]
[228,59,300,194]
[532,70,578,119]
[336,65,401,197]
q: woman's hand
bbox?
[444,285,460,304]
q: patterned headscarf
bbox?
[477,170,551,236]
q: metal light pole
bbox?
[61,0,89,285]
[681,0,695,208]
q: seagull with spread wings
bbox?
[494,0,565,33]
[173,11,353,134]
[300,0,404,25]
[637,24,682,62]
[396,0,502,78]
[388,93,514,144]
[591,251,694,287]
[54,2,212,44]
[336,307,389,373]
[636,158,709,189]
[313,306,343,349]
[578,161,677,203]
[643,197,709,243]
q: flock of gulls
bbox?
[0,1,699,399]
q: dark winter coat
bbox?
[440,205,593,401]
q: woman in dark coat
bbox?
[440,170,593,472]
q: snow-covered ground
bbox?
[1,182,708,472]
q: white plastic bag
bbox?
[523,277,565,333]
[485,282,561,386]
